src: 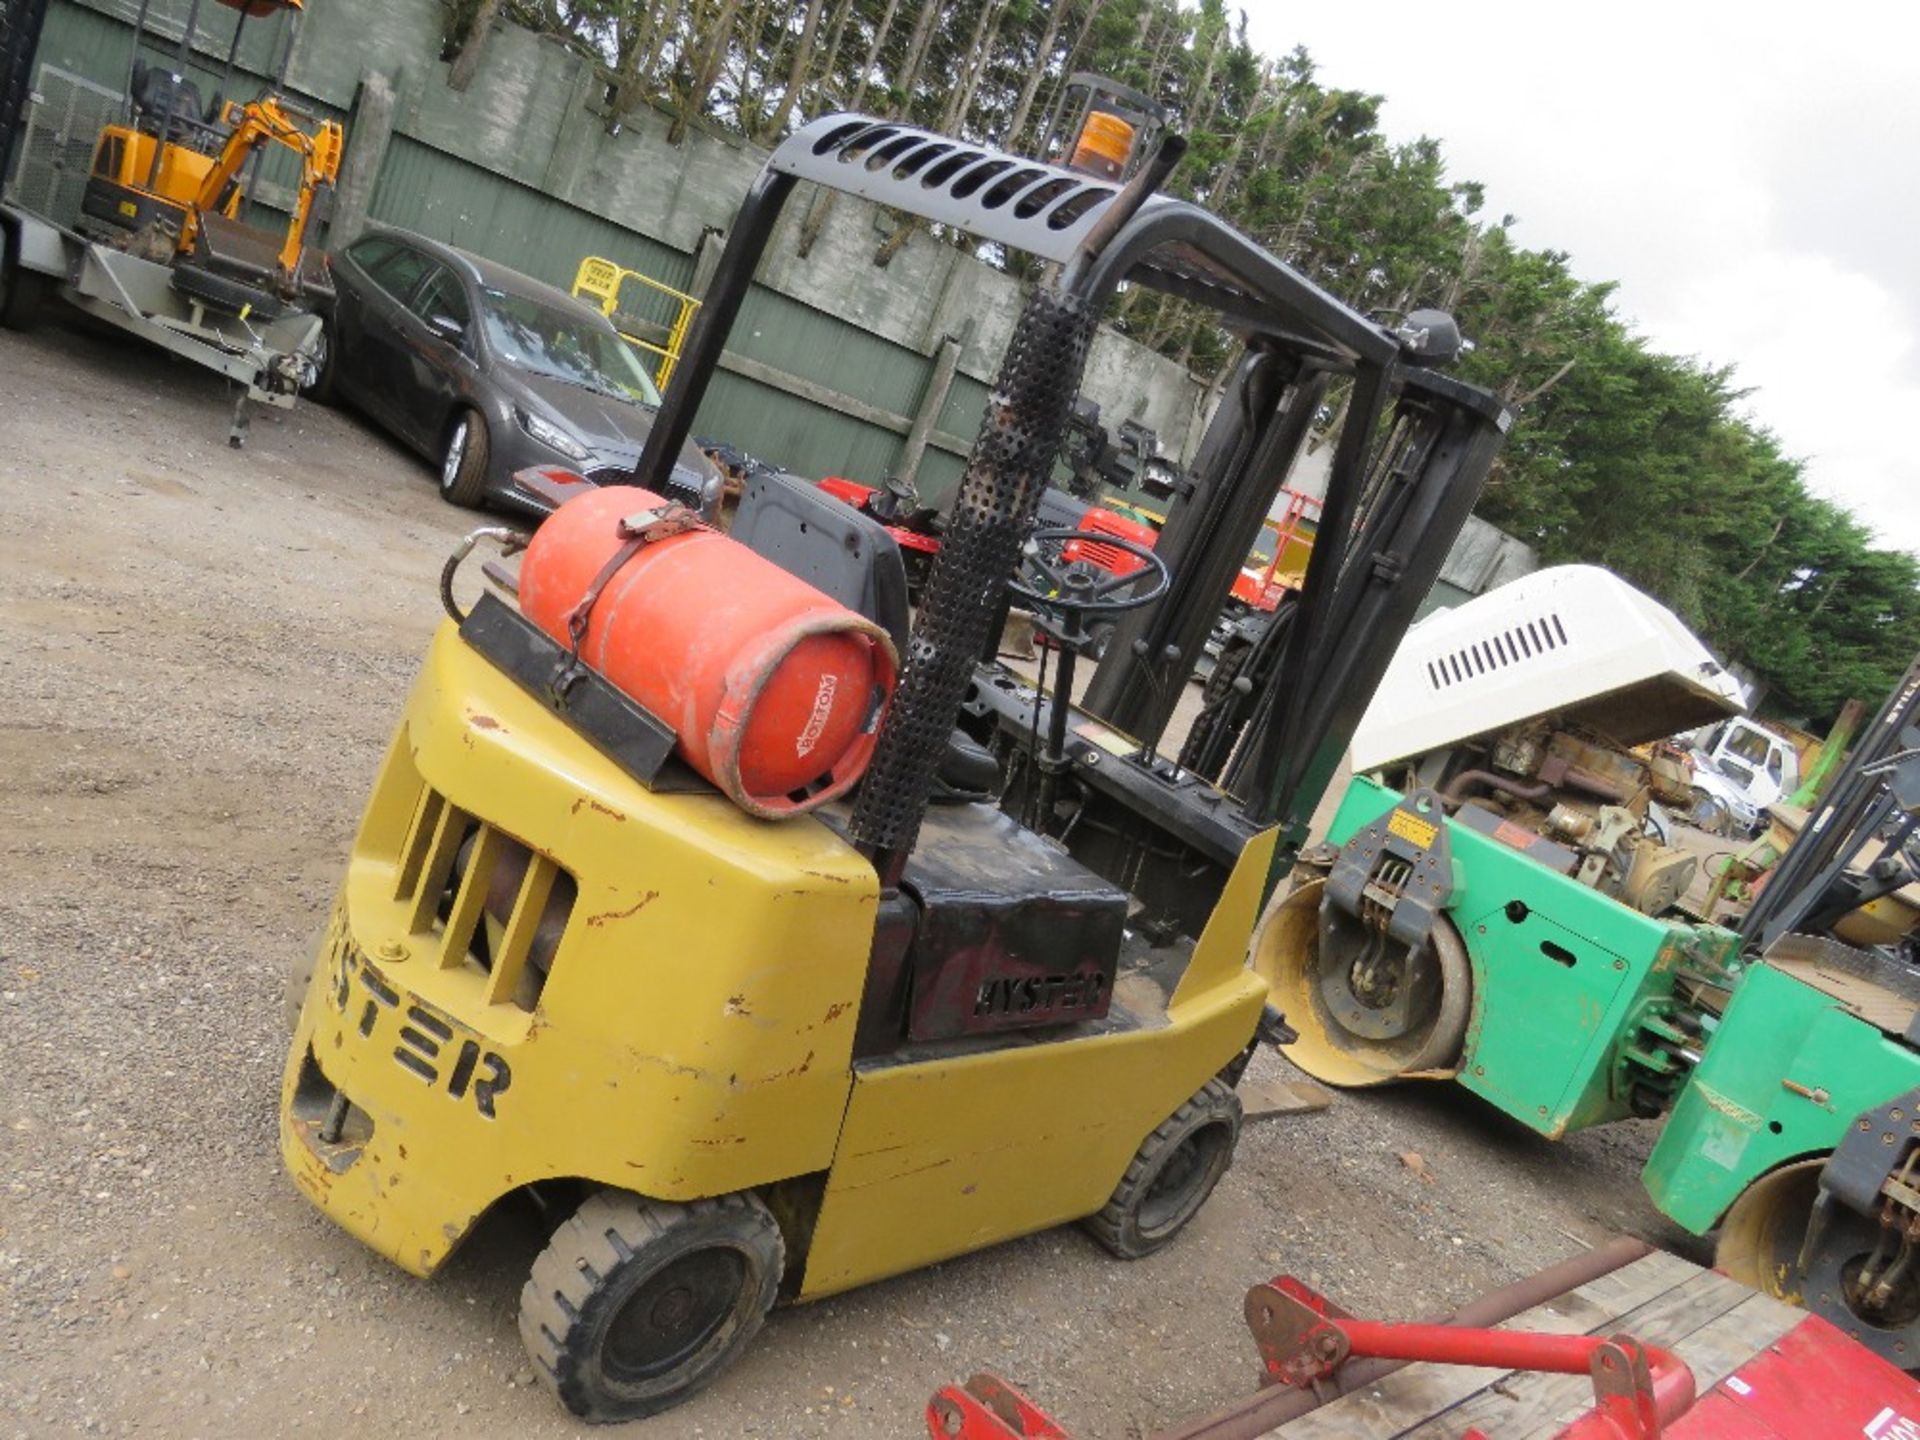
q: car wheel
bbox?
[439,408,491,508]
[305,316,338,405]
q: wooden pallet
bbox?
[1274,1252,1804,1439]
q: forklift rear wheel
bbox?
[520,1188,784,1422]
[1084,1078,1242,1259]
[440,410,491,508]
[1250,876,1470,1088]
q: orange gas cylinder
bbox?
[518,485,898,818]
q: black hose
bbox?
[440,527,527,623]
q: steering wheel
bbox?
[1007,527,1170,625]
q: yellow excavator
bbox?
[79,0,340,311]
[0,0,339,441]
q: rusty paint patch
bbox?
[470,714,502,731]
[802,869,852,885]
[725,994,752,1018]
[823,1001,851,1023]
[751,1050,816,1083]
[585,890,659,927]
[692,1134,748,1148]
[569,795,627,823]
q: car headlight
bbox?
[517,409,591,463]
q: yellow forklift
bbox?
[0,0,337,441]
[279,110,1510,1421]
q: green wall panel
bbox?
[364,135,692,296]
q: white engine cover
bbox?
[1350,565,1744,772]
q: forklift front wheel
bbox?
[520,1188,784,1423]
[1084,1078,1242,1260]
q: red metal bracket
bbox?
[926,1373,1072,1439]
[1245,1275,1355,1394]
[1247,1276,1693,1439]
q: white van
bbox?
[1688,717,1800,834]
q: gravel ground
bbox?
[0,317,1698,1438]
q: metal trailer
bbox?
[0,5,321,445]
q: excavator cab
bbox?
[279,111,1510,1423]
[80,0,338,310]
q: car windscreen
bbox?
[479,288,662,407]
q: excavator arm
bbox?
[185,94,342,289]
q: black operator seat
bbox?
[729,470,1000,801]
[129,61,211,145]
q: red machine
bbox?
[1227,488,1321,614]
[927,1242,1920,1440]
[1061,506,1158,578]
[816,477,1158,586]
[818,476,944,563]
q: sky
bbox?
[1242,1,1920,556]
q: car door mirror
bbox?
[427,313,466,344]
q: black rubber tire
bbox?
[0,244,46,332]
[520,1189,784,1423]
[1084,1078,1242,1259]
[439,408,491,508]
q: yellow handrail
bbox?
[570,255,701,391]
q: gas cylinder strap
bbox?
[550,503,705,700]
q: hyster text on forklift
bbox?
[0,0,338,443]
[279,108,1510,1422]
